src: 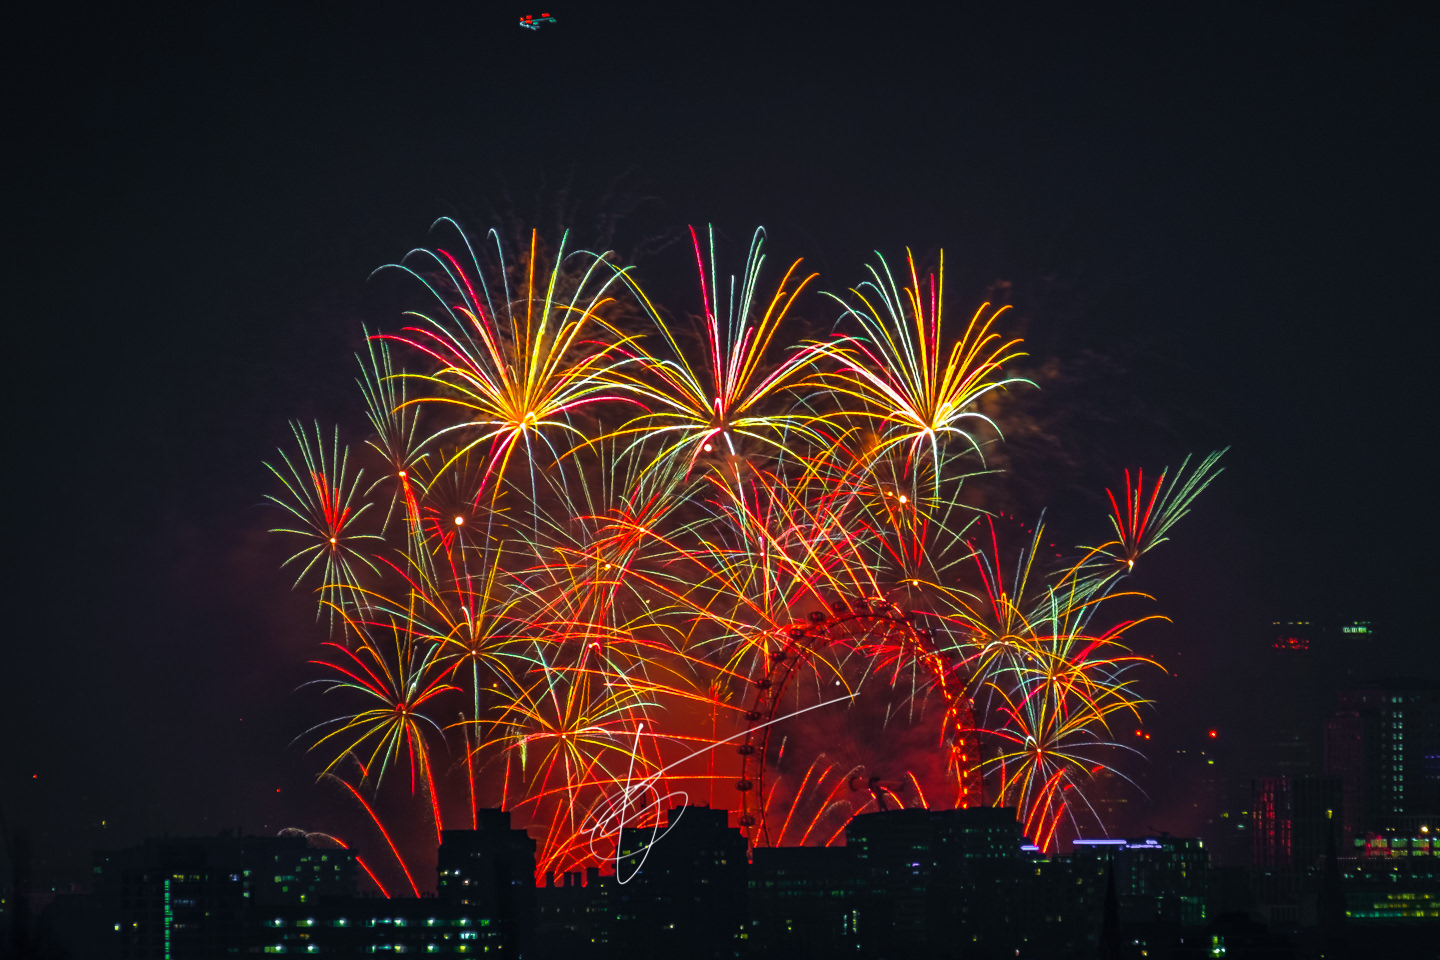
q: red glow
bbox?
[332,776,421,898]
[355,855,392,899]
[264,230,1222,872]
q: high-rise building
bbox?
[1071,837,1211,927]
[1375,682,1440,823]
[746,845,862,958]
[614,805,747,960]
[845,806,1028,955]
[1291,776,1343,872]
[1326,680,1440,837]
[1270,619,1319,654]
[1325,704,1380,847]
[1338,855,1440,923]
[438,810,538,955]
[1261,619,1326,778]
[91,832,356,958]
[1252,776,1293,870]
[1251,775,1342,872]
[536,867,608,958]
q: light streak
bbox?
[266,222,1220,876]
[589,694,856,882]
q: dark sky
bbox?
[9,3,1435,887]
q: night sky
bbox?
[9,3,1434,888]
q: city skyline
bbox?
[14,800,1436,957]
[5,1,1434,938]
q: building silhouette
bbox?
[746,845,862,958]
[845,805,1028,956]
[613,805,747,959]
[20,799,1436,959]
[438,810,537,955]
[91,831,356,958]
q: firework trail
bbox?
[267,221,1222,886]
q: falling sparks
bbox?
[267,220,1222,884]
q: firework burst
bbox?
[266,421,383,624]
[268,221,1221,887]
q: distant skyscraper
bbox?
[1251,775,1342,872]
[1325,701,1380,847]
[1087,766,1139,835]
[1071,837,1211,927]
[1263,619,1325,778]
[1270,619,1319,654]
[1337,619,1375,640]
[1252,777,1294,870]
[1328,680,1440,835]
[1291,776,1343,872]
